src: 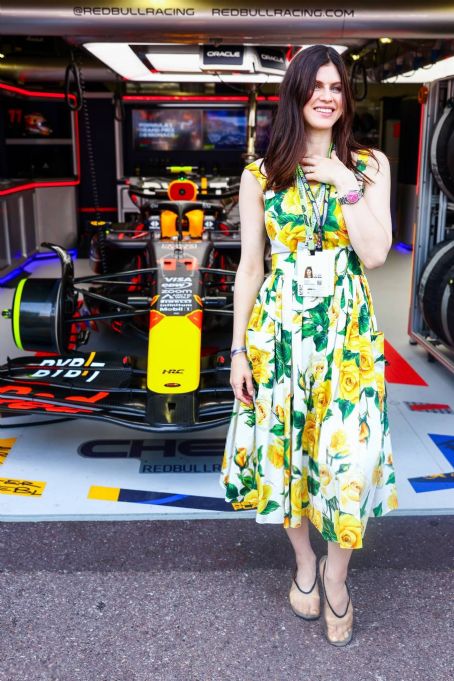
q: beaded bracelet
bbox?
[230,346,247,358]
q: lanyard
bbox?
[296,141,334,254]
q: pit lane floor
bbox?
[0,244,453,522]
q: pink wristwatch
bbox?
[338,187,364,205]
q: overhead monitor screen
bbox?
[132,109,203,151]
[256,109,274,153]
[202,109,247,149]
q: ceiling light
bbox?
[379,38,393,44]
[84,43,151,80]
[382,55,454,83]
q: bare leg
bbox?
[284,517,318,587]
[322,541,354,642]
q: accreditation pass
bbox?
[296,243,336,297]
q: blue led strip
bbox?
[0,249,78,286]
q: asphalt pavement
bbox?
[0,514,453,681]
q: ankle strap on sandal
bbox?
[292,565,318,595]
[321,559,351,619]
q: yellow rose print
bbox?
[256,398,271,425]
[278,223,307,252]
[308,506,323,532]
[345,311,360,351]
[267,439,284,468]
[248,303,262,330]
[243,489,258,507]
[359,420,370,444]
[320,464,333,488]
[302,412,319,458]
[334,511,363,549]
[387,487,399,510]
[313,380,331,421]
[234,447,247,468]
[359,337,375,384]
[266,217,277,241]
[372,465,384,487]
[339,359,360,403]
[248,345,272,383]
[340,470,366,506]
[330,429,350,456]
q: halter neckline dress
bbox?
[219,150,398,550]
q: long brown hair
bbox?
[260,44,379,192]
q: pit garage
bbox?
[0,2,454,525]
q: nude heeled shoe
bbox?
[319,555,354,646]
[288,563,321,620]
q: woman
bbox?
[219,44,398,646]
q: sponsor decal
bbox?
[79,438,224,473]
[0,438,16,465]
[0,478,46,497]
[88,484,251,512]
[0,385,109,414]
[405,402,452,414]
[30,355,106,383]
[409,433,454,492]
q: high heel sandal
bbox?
[288,563,320,620]
[319,555,353,647]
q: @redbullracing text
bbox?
[72,7,354,18]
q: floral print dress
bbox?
[219,149,399,550]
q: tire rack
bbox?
[408,75,454,373]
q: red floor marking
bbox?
[384,339,428,386]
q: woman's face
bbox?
[302,62,344,132]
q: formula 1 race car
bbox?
[0,167,246,432]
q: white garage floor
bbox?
[0,244,453,522]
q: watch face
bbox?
[347,190,360,202]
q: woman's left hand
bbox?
[300,149,352,186]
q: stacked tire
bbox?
[418,239,454,347]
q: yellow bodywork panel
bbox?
[147,313,201,393]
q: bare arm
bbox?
[231,166,267,349]
[229,165,267,405]
[335,149,393,269]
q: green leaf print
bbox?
[322,516,338,541]
[240,475,255,490]
[308,457,319,475]
[358,303,370,335]
[336,398,355,422]
[260,500,280,515]
[270,423,285,437]
[343,348,359,364]
[257,445,263,462]
[308,475,320,496]
[292,465,302,476]
[296,430,302,451]
[348,249,362,274]
[372,502,383,517]
[356,159,367,173]
[293,410,305,429]
[225,483,239,501]
[386,472,395,484]
[364,386,375,398]
[360,490,370,517]
[340,289,345,310]
[337,463,351,474]
[245,411,256,427]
